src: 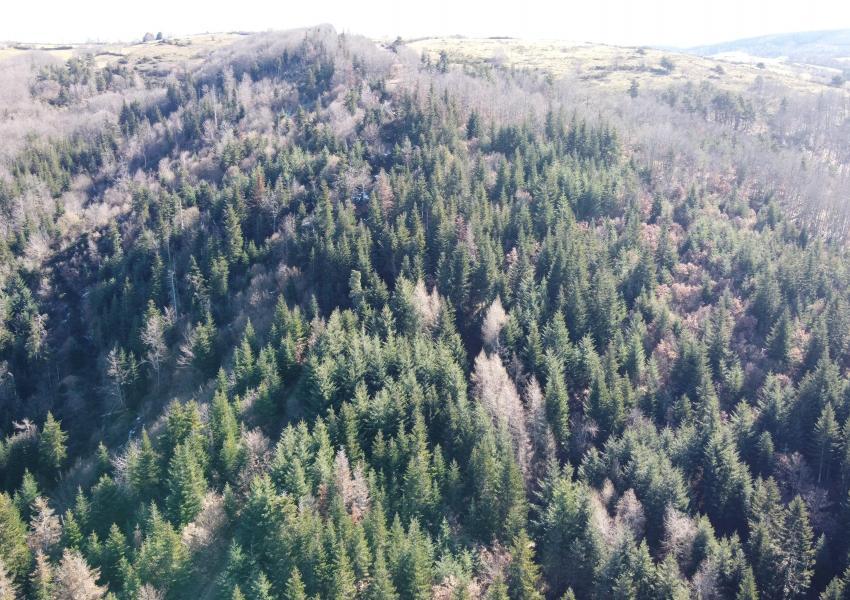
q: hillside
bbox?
[686,29,850,70]
[1,25,850,600]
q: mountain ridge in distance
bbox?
[683,28,850,68]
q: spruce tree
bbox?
[783,496,815,598]
[30,550,53,600]
[736,566,758,600]
[166,442,207,526]
[285,568,308,600]
[0,492,30,580]
[507,529,544,600]
[128,429,160,500]
[38,412,67,475]
[368,549,398,600]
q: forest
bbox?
[1,25,850,599]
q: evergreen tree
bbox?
[31,550,54,600]
[814,403,840,484]
[736,566,759,600]
[487,577,510,600]
[166,442,207,526]
[0,559,16,600]
[507,529,544,600]
[767,309,793,365]
[783,496,815,599]
[327,533,357,600]
[368,549,398,600]
[136,506,190,594]
[38,412,67,474]
[285,568,308,600]
[128,429,160,500]
[0,492,30,580]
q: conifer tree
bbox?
[327,534,357,600]
[368,549,398,600]
[487,577,510,600]
[767,309,793,365]
[166,442,207,526]
[814,403,840,484]
[507,529,544,600]
[31,550,54,600]
[136,506,190,594]
[38,412,67,474]
[0,492,30,580]
[0,559,16,600]
[14,470,40,522]
[129,429,161,501]
[783,496,815,599]
[285,568,307,600]
[250,572,275,600]
[736,567,758,600]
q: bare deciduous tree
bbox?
[411,280,442,331]
[138,585,165,600]
[27,497,62,556]
[53,549,106,600]
[662,507,698,573]
[141,311,167,388]
[614,489,646,541]
[481,297,508,351]
[333,449,370,522]
[105,347,128,411]
[473,351,531,478]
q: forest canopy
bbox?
[1,25,850,599]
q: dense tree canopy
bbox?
[1,25,850,599]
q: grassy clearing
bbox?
[409,36,845,96]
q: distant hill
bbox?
[686,29,850,69]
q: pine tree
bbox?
[394,520,433,600]
[814,403,840,484]
[782,496,814,598]
[327,536,357,600]
[100,524,127,587]
[0,492,30,580]
[62,509,83,550]
[540,476,602,599]
[14,470,40,522]
[38,412,67,474]
[224,202,246,266]
[507,529,544,600]
[31,550,54,600]
[285,568,307,600]
[736,567,758,600]
[188,311,219,377]
[0,559,16,600]
[250,572,274,600]
[136,506,190,594]
[767,309,793,365]
[482,577,507,600]
[211,379,242,472]
[368,549,398,600]
[129,429,161,500]
[166,442,207,526]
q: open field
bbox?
[408,36,847,95]
[0,32,247,72]
[4,31,846,99]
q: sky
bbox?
[2,0,850,47]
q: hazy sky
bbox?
[3,0,850,47]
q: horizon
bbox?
[4,25,850,51]
[4,0,850,48]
